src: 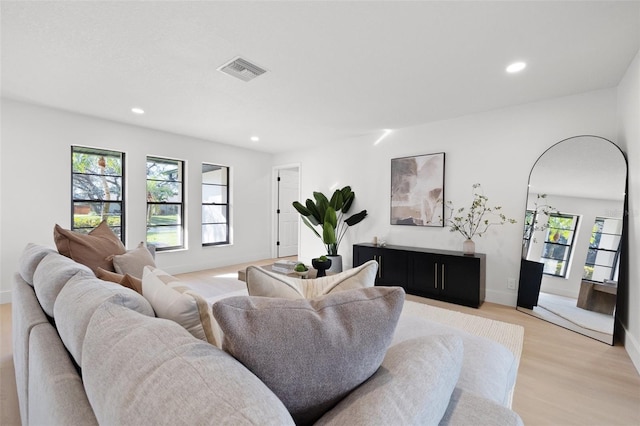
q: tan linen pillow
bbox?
[111,242,156,278]
[54,221,125,272]
[212,286,405,425]
[142,266,218,345]
[245,259,378,299]
[95,267,124,283]
[96,268,143,294]
[121,274,143,294]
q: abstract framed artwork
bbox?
[390,152,445,226]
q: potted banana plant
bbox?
[293,186,367,272]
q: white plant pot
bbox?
[327,255,343,273]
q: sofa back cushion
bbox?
[18,243,57,286]
[142,266,219,345]
[33,252,93,317]
[212,286,405,425]
[54,274,154,366]
[245,259,378,299]
[54,221,126,272]
[315,335,463,425]
[82,302,294,425]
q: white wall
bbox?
[616,51,640,371]
[274,89,618,306]
[0,99,274,303]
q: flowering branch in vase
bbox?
[444,183,517,240]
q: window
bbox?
[71,146,124,241]
[541,213,579,278]
[583,217,622,282]
[522,209,535,256]
[202,163,230,245]
[146,157,184,250]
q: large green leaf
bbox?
[324,206,337,229]
[292,201,310,216]
[345,209,368,226]
[329,190,343,210]
[322,222,336,244]
[305,199,322,225]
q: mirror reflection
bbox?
[517,135,627,344]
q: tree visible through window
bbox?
[583,217,622,282]
[202,163,230,245]
[541,213,579,277]
[146,157,184,250]
[71,146,124,241]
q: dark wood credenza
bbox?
[353,243,486,308]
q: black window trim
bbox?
[146,156,185,251]
[541,212,579,278]
[71,145,125,243]
[202,163,230,246]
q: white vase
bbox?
[462,239,475,255]
[327,255,343,273]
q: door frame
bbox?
[272,163,301,258]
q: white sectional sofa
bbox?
[13,243,523,425]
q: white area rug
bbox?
[402,301,524,369]
[537,292,613,334]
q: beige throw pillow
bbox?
[111,242,156,278]
[142,266,219,345]
[54,221,125,272]
[212,286,405,425]
[245,259,378,299]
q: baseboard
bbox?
[0,290,12,305]
[623,325,640,374]
[485,289,517,307]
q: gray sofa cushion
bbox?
[33,252,93,317]
[316,335,463,426]
[393,314,517,406]
[82,302,294,425]
[12,275,51,425]
[18,243,56,286]
[55,273,154,365]
[212,286,405,425]
[440,388,524,426]
[28,323,98,425]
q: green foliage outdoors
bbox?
[73,215,120,228]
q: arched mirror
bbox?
[516,135,627,345]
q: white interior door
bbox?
[277,167,299,257]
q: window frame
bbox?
[71,146,125,242]
[583,217,622,282]
[201,163,230,246]
[540,213,579,278]
[146,156,185,251]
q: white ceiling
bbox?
[2,1,639,153]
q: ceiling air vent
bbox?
[217,57,267,82]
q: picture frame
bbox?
[390,152,445,226]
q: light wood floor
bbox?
[1,257,639,425]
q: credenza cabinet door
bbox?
[353,245,407,286]
[353,243,485,308]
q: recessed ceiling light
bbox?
[506,62,526,73]
[131,107,145,114]
[250,136,260,142]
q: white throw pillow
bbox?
[142,266,219,346]
[245,259,378,299]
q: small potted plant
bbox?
[311,255,332,277]
[293,262,309,278]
